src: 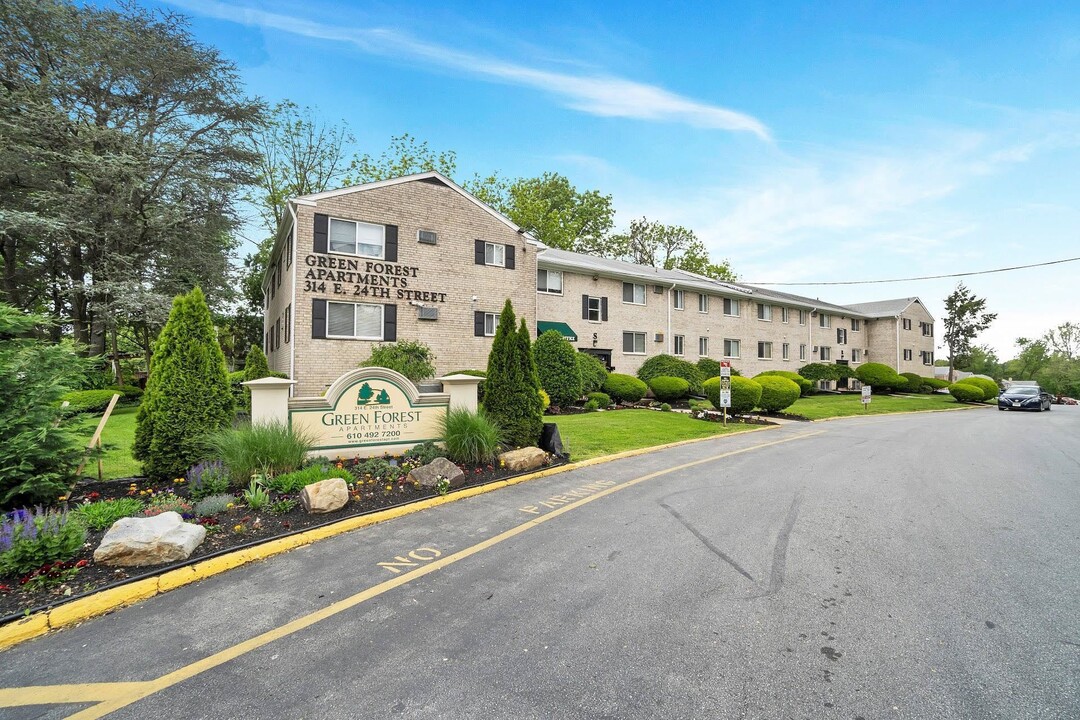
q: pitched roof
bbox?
[844,298,920,318]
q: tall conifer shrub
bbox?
[242,344,271,411]
[533,330,583,407]
[482,300,544,448]
[134,287,234,479]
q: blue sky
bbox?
[152,0,1079,359]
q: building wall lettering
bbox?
[302,253,447,303]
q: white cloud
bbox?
[169,0,770,138]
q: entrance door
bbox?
[836,359,850,389]
[582,348,613,372]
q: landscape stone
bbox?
[300,477,349,514]
[93,512,206,567]
[498,447,548,473]
[407,457,465,489]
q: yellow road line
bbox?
[4,430,822,719]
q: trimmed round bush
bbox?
[948,382,984,402]
[576,353,609,395]
[922,377,950,391]
[60,389,118,415]
[659,403,672,412]
[854,362,905,392]
[584,399,600,411]
[533,330,583,407]
[755,370,812,396]
[636,354,704,395]
[756,375,801,412]
[958,376,998,400]
[900,372,927,393]
[603,373,648,403]
[704,376,762,414]
[648,376,690,402]
[360,339,436,383]
[107,384,143,401]
[586,392,611,408]
[696,358,723,379]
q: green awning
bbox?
[537,321,578,342]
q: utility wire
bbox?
[747,255,1080,286]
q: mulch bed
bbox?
[0,457,564,621]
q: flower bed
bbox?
[0,453,564,620]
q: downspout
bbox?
[288,201,299,396]
[895,315,900,371]
[667,282,676,354]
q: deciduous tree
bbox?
[942,284,996,382]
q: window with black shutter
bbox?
[313,214,329,253]
[383,304,397,341]
[311,299,327,339]
[384,225,398,262]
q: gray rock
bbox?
[407,456,465,489]
[498,447,548,473]
[93,511,206,567]
[300,477,350,514]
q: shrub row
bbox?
[635,355,704,396]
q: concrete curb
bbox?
[0,424,774,652]
[808,402,992,422]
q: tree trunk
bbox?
[1,235,21,308]
[110,324,123,385]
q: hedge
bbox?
[948,382,984,402]
[703,376,761,414]
[854,362,905,392]
[636,354,704,395]
[900,372,927,393]
[798,363,852,383]
[755,375,802,412]
[533,330,583,407]
[60,389,118,415]
[648,376,690,402]
[922,377,950,390]
[696,358,724,379]
[603,373,648,403]
[755,370,812,396]
[586,392,612,408]
[576,353,609,395]
[957,376,998,400]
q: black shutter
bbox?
[475,239,485,265]
[311,299,327,339]
[505,244,516,269]
[475,311,486,337]
[601,297,609,321]
[384,225,398,262]
[582,295,589,320]
[313,214,328,254]
[383,304,397,341]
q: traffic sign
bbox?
[719,389,732,408]
[720,361,731,378]
[861,385,872,404]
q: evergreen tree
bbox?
[358,382,374,404]
[515,319,545,443]
[533,329,583,407]
[242,344,271,410]
[483,300,542,448]
[134,287,234,480]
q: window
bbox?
[837,328,847,344]
[903,349,913,361]
[758,341,772,359]
[921,322,933,337]
[781,307,789,323]
[699,337,709,356]
[326,301,383,339]
[484,242,505,267]
[903,318,912,330]
[723,339,740,358]
[284,305,291,344]
[329,218,384,258]
[819,313,831,328]
[851,319,861,331]
[285,233,293,268]
[418,229,438,245]
[269,270,276,301]
[623,331,645,354]
[623,282,646,305]
[782,343,790,360]
[537,269,563,294]
[483,313,498,336]
[723,298,739,316]
[276,258,282,288]
[798,309,807,325]
[757,303,772,321]
[921,350,934,365]
[673,290,684,310]
[799,344,807,360]
[274,318,281,350]
[586,296,604,322]
[698,294,710,313]
[820,346,831,361]
[674,335,684,356]
[851,349,861,362]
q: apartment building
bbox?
[262,171,936,395]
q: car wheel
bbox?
[998,407,1005,411]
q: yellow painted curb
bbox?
[0,422,774,651]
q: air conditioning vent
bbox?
[418,229,438,245]
[653,285,664,294]
[654,333,664,343]
[813,346,819,353]
[418,306,439,321]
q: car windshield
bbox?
[1008,387,1039,396]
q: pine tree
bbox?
[514,318,545,444]
[242,344,271,411]
[134,287,234,480]
[357,382,374,404]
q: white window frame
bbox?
[820,346,831,361]
[673,290,684,310]
[623,331,646,354]
[757,303,772,321]
[698,294,710,313]
[325,301,384,340]
[623,282,646,306]
[674,334,684,356]
[903,318,912,330]
[851,319,861,332]
[837,328,848,345]
[922,351,934,365]
[484,242,505,267]
[782,343,790,361]
[699,336,709,357]
[723,338,740,359]
[799,343,807,360]
[781,307,789,324]
[537,269,563,294]
[904,348,913,361]
[851,349,861,362]
[723,298,739,317]
[798,309,807,326]
[587,296,602,322]
[819,313,831,329]
[417,229,438,245]
[758,341,772,359]
[483,312,498,337]
[329,217,385,259]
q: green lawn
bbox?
[789,392,980,420]
[554,409,757,461]
[67,404,142,480]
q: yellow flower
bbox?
[175,478,185,483]
[233,524,244,533]
[384,484,392,492]
[226,503,235,509]
[58,495,68,501]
